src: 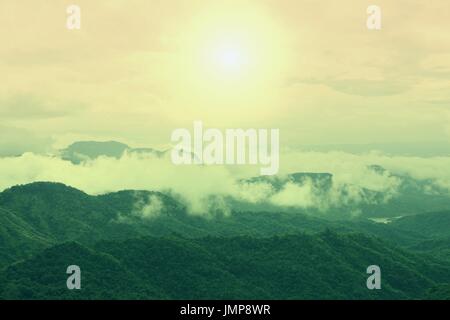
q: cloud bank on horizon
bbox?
[0,150,449,215]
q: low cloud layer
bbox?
[0,150,449,215]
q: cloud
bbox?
[287,77,411,97]
[133,193,164,219]
[0,152,237,215]
[0,94,85,119]
[419,54,450,78]
[270,182,315,208]
[0,150,449,216]
[0,126,53,156]
[234,181,275,203]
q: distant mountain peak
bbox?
[67,140,129,148]
[59,140,165,164]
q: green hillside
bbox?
[0,182,449,300]
[2,232,449,300]
[0,206,53,267]
[391,211,450,238]
[0,242,164,300]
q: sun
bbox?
[195,37,254,81]
[175,3,292,105]
[214,43,249,73]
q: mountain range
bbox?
[0,140,449,299]
[0,181,449,299]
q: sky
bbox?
[1,0,450,155]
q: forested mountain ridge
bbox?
[1,232,449,300]
[0,182,449,299]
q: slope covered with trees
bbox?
[1,232,450,300]
[0,182,449,300]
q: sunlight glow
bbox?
[215,44,248,73]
